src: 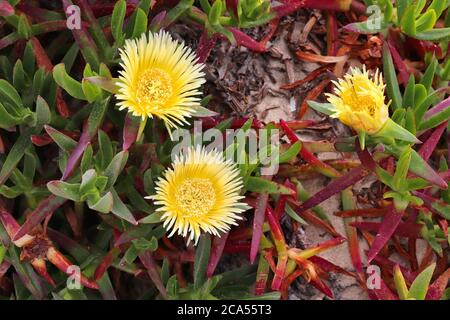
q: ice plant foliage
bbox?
[326,66,389,134]
[151,147,246,244]
[0,0,449,302]
[115,30,206,130]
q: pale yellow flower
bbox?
[151,147,246,244]
[115,30,205,129]
[326,66,390,134]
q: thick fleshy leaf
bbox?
[85,76,119,94]
[110,190,138,225]
[13,195,66,241]
[295,166,369,213]
[104,151,129,190]
[383,43,402,110]
[122,113,140,151]
[426,268,450,300]
[207,232,229,278]
[250,192,269,264]
[245,177,294,194]
[366,206,404,263]
[44,125,77,153]
[194,234,211,289]
[407,263,435,300]
[88,191,114,214]
[47,181,80,201]
[53,63,86,100]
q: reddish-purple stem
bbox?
[366,206,404,263]
[424,96,450,119]
[418,121,447,161]
[0,0,14,16]
[122,113,140,151]
[351,221,421,239]
[207,232,229,278]
[197,29,219,63]
[228,27,267,52]
[250,192,269,264]
[296,166,369,213]
[62,121,91,180]
[139,251,168,299]
[13,196,67,241]
[388,40,409,85]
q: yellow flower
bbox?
[150,147,246,244]
[326,66,390,134]
[115,30,205,130]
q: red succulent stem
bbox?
[46,247,99,289]
[288,200,341,236]
[139,251,168,299]
[0,207,21,239]
[206,232,229,278]
[273,2,304,18]
[426,268,450,300]
[334,208,387,218]
[387,40,409,85]
[228,27,268,52]
[351,221,421,239]
[273,179,295,220]
[266,207,288,290]
[412,191,450,219]
[0,206,34,247]
[418,121,448,162]
[288,237,346,260]
[30,37,53,72]
[93,247,120,281]
[424,96,450,120]
[280,269,303,299]
[31,258,56,287]
[0,0,14,16]
[225,0,239,18]
[223,242,251,254]
[302,0,352,11]
[294,165,369,213]
[274,0,352,16]
[62,120,91,180]
[30,37,70,118]
[365,207,412,264]
[197,29,219,63]
[254,253,270,295]
[371,254,417,283]
[89,3,136,17]
[369,278,399,300]
[13,195,67,242]
[341,189,366,285]
[310,277,334,298]
[122,113,140,151]
[250,192,269,264]
[405,37,443,60]
[280,120,341,178]
[309,256,355,278]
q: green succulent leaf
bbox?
[407,263,436,300]
[53,63,86,100]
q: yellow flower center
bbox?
[136,68,173,107]
[175,178,216,217]
[342,85,377,117]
